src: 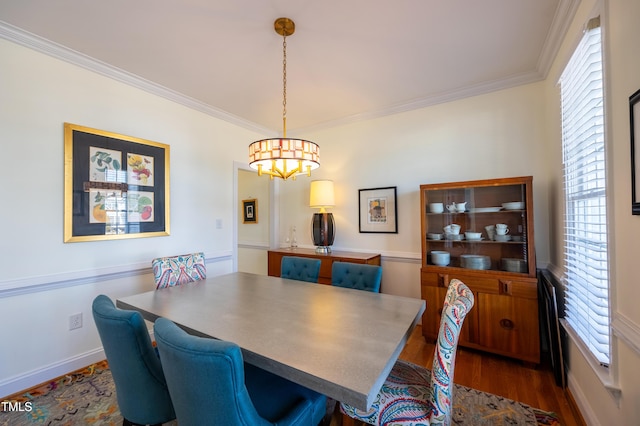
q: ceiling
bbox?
[0,0,576,135]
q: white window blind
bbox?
[559,17,610,366]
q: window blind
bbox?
[559,17,610,366]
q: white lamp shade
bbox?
[309,180,335,208]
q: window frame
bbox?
[556,7,620,395]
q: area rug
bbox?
[0,361,561,425]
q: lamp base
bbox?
[311,212,335,253]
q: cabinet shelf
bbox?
[420,176,539,364]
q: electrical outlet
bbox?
[69,313,83,330]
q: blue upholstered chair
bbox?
[152,252,206,289]
[340,279,475,425]
[331,262,382,293]
[153,317,327,426]
[280,256,322,283]
[91,295,175,426]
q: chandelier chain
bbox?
[282,35,287,124]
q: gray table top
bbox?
[116,272,425,411]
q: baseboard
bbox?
[566,369,600,426]
[564,386,588,426]
[0,348,106,399]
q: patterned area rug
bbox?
[0,361,561,425]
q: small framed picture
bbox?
[630,88,640,214]
[242,199,258,224]
[358,186,398,233]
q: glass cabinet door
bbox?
[422,177,534,276]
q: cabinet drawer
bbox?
[498,279,538,299]
[421,270,499,293]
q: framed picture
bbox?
[359,186,398,233]
[631,89,640,214]
[63,123,170,242]
[242,199,258,224]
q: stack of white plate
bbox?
[501,258,527,273]
[460,254,491,270]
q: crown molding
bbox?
[0,21,273,136]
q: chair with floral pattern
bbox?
[340,278,474,426]
[152,252,207,289]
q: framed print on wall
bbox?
[358,186,398,233]
[63,123,170,242]
[631,88,640,214]
[242,199,258,224]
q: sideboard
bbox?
[267,248,382,285]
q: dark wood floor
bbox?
[397,325,585,426]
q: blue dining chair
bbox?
[153,317,327,426]
[340,279,475,426]
[280,256,322,283]
[91,295,176,426]
[331,262,382,293]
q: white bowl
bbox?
[429,203,444,213]
[427,233,443,240]
[431,251,450,266]
[502,201,525,210]
[465,231,482,240]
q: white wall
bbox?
[277,82,551,298]
[0,37,262,396]
[542,0,640,424]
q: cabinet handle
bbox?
[499,318,515,330]
[499,280,512,295]
[438,274,448,287]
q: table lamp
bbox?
[309,180,335,254]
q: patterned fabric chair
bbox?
[152,252,206,289]
[153,317,327,426]
[280,256,322,283]
[340,279,474,426]
[92,295,176,426]
[331,262,382,293]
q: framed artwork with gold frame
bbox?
[242,199,258,224]
[63,123,170,242]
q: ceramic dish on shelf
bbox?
[468,207,503,213]
[501,258,527,273]
[465,231,482,240]
[460,254,491,270]
[431,251,450,266]
[502,201,525,210]
[494,234,512,242]
[427,233,443,240]
[444,233,465,240]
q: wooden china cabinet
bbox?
[420,176,540,364]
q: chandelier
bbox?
[248,18,320,180]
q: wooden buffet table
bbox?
[117,272,424,411]
[268,248,381,284]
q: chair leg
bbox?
[341,414,357,426]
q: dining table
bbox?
[116,271,425,411]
